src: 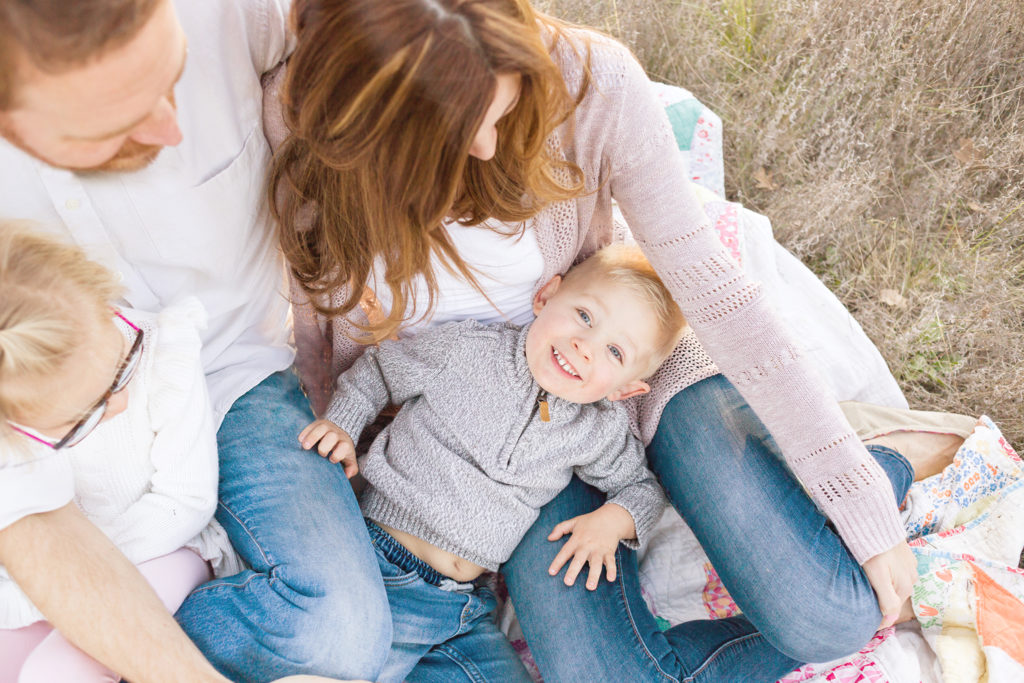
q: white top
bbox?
[371,219,545,335]
[0,0,296,425]
[0,451,74,532]
[0,299,241,629]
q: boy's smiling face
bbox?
[525,274,659,404]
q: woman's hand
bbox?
[298,419,358,478]
[862,540,918,628]
[547,503,635,590]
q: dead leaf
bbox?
[753,166,779,191]
[953,138,985,166]
[879,288,907,308]
[967,201,985,212]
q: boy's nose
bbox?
[571,337,591,361]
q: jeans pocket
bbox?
[457,586,497,631]
[375,548,424,587]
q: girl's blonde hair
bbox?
[271,0,591,342]
[0,223,122,440]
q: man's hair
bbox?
[0,0,162,110]
[564,244,687,376]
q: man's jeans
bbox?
[366,521,531,683]
[498,374,913,683]
[176,370,391,682]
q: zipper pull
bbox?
[538,392,550,422]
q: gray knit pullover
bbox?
[325,320,667,571]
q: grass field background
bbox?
[540,0,1024,443]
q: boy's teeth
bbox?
[553,348,579,377]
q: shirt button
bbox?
[65,198,81,210]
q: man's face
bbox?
[0,0,187,171]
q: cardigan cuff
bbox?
[821,480,906,564]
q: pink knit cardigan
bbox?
[263,29,905,564]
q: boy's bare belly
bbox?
[376,522,487,582]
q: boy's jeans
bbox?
[494,374,914,683]
[176,370,391,682]
[366,520,532,683]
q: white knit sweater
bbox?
[0,299,241,629]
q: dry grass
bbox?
[540,0,1024,445]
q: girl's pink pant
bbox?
[0,547,212,683]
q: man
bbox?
[0,1,389,680]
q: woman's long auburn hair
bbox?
[271,0,589,342]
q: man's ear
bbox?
[532,275,562,315]
[606,380,650,402]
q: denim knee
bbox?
[180,561,393,679]
[276,562,393,675]
[755,588,879,663]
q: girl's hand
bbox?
[547,503,635,590]
[862,540,918,628]
[298,419,358,479]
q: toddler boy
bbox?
[299,244,686,682]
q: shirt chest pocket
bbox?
[132,124,272,265]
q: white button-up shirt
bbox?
[0,0,296,425]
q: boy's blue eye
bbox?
[609,346,623,362]
[577,309,591,325]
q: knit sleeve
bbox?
[574,407,667,550]
[599,44,904,563]
[287,277,378,418]
[325,322,458,442]
[102,299,219,565]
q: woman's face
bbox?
[467,73,522,161]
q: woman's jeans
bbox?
[175,370,391,682]
[366,521,532,683]
[498,374,913,683]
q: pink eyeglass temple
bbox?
[9,425,53,448]
[7,311,139,448]
[114,311,141,332]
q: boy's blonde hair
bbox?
[0,223,122,436]
[563,244,686,377]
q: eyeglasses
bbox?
[10,312,144,450]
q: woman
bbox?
[266,0,917,680]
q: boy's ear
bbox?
[532,275,562,315]
[606,380,650,402]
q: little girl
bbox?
[0,224,240,682]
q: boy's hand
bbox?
[547,503,635,590]
[298,419,358,478]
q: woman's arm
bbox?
[590,40,906,564]
[264,65,373,414]
[290,275,337,416]
[0,503,230,683]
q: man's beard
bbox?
[85,138,163,172]
[0,88,175,172]
[0,121,164,172]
